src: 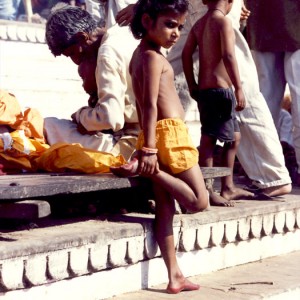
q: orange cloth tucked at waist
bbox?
[136,118,198,174]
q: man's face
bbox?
[78,59,97,96]
[62,43,85,65]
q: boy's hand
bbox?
[138,153,159,175]
[235,88,246,111]
[189,84,199,101]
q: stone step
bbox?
[0,168,230,201]
[0,200,50,219]
[0,186,299,299]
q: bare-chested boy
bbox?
[182,0,254,206]
[111,0,209,294]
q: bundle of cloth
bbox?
[0,90,125,174]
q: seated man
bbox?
[44,5,139,161]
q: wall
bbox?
[0,20,86,120]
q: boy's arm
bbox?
[141,51,160,150]
[182,29,198,100]
[220,18,245,111]
[137,51,161,175]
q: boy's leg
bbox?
[198,135,215,167]
[153,183,200,294]
[111,159,208,211]
[198,135,235,206]
[220,132,254,200]
[150,166,208,212]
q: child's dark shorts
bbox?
[196,87,240,142]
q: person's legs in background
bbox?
[251,51,286,130]
[285,50,300,185]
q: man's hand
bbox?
[116,4,135,26]
[240,2,251,21]
[76,122,97,135]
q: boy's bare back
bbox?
[192,10,235,89]
[129,45,185,128]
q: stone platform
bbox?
[0,183,300,299]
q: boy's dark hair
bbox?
[45,4,97,56]
[130,0,189,39]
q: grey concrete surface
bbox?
[108,251,300,300]
[0,200,50,219]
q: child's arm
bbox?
[182,29,198,100]
[220,18,246,111]
[138,51,161,175]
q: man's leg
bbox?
[251,51,286,128]
[285,50,300,184]
[233,31,291,195]
[220,133,254,200]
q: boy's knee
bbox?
[192,194,209,212]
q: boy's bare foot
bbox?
[166,278,200,294]
[221,186,255,200]
[208,189,235,207]
[110,158,139,177]
[261,183,292,197]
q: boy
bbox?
[111,0,209,293]
[182,0,254,205]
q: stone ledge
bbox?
[0,20,45,43]
[0,192,299,298]
[0,200,50,219]
[0,168,230,201]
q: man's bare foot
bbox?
[208,189,234,207]
[110,158,138,177]
[166,278,200,294]
[261,183,292,197]
[221,186,255,200]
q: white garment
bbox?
[44,117,114,152]
[252,50,300,172]
[85,0,136,28]
[106,0,137,28]
[85,0,105,24]
[44,25,139,156]
[168,0,291,188]
[72,25,139,132]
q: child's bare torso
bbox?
[192,13,233,89]
[130,46,185,128]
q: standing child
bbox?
[111,0,209,294]
[182,0,254,205]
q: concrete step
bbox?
[0,200,50,219]
[0,185,300,299]
[108,251,300,300]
